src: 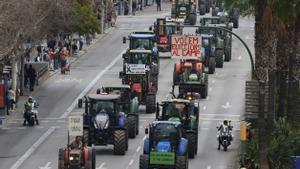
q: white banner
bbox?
[125,64,146,74]
[68,115,83,136]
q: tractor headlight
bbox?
[69,156,74,161]
[94,113,109,129]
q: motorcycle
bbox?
[23,101,39,126]
[217,125,233,151]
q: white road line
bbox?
[201,128,209,130]
[9,127,56,169]
[129,159,134,166]
[206,96,209,101]
[203,106,207,110]
[143,135,147,140]
[207,165,211,169]
[212,80,215,84]
[200,113,240,117]
[39,162,51,169]
[60,49,125,119]
[56,120,65,123]
[136,146,141,153]
[209,87,213,91]
[97,162,106,169]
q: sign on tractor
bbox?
[68,113,83,136]
[171,35,201,57]
[125,64,146,74]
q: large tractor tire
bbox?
[233,18,239,28]
[139,154,149,169]
[113,130,127,155]
[199,6,206,15]
[224,47,231,62]
[127,115,137,138]
[215,50,224,68]
[58,148,65,169]
[83,128,95,146]
[175,155,188,169]
[145,95,156,114]
[186,133,197,158]
[208,57,216,74]
[85,147,95,169]
[189,13,197,25]
[200,74,208,99]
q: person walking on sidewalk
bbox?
[156,0,161,11]
[79,36,84,51]
[28,64,37,92]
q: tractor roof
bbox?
[102,84,131,89]
[161,98,190,104]
[201,34,214,38]
[88,94,120,101]
[128,49,152,54]
[129,33,155,39]
[151,120,181,127]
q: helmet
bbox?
[28,96,33,103]
[223,120,228,126]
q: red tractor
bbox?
[173,58,208,98]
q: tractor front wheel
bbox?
[128,115,137,138]
[176,155,188,169]
[146,95,156,114]
[139,154,149,169]
[114,130,127,155]
[58,148,65,169]
[186,133,197,158]
[215,50,224,68]
[208,57,216,74]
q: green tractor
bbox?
[171,0,197,25]
[122,31,159,71]
[173,58,209,98]
[98,85,139,138]
[200,34,216,74]
[120,50,157,114]
[198,0,211,15]
[152,17,183,52]
[78,94,129,155]
[139,121,189,169]
[156,99,199,158]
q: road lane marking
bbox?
[9,127,56,169]
[221,102,232,109]
[39,162,51,169]
[238,56,242,60]
[207,166,211,169]
[129,159,134,166]
[203,106,207,110]
[209,87,213,91]
[97,162,106,169]
[206,96,209,101]
[200,113,240,117]
[212,80,215,84]
[136,146,141,153]
[60,49,126,119]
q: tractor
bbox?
[98,85,139,138]
[212,0,224,16]
[173,58,208,98]
[78,94,129,155]
[58,112,96,169]
[197,26,225,67]
[200,34,216,74]
[200,16,222,26]
[139,121,189,169]
[152,17,183,52]
[156,99,199,158]
[120,50,157,114]
[171,0,197,25]
[123,31,159,71]
[198,0,210,15]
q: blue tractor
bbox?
[78,94,128,155]
[139,121,189,169]
[123,31,159,72]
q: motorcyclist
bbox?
[23,96,38,125]
[217,120,233,150]
[71,136,82,149]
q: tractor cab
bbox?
[154,17,183,52]
[171,0,197,25]
[200,16,221,26]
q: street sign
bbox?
[171,35,201,57]
[68,114,83,136]
[125,64,146,74]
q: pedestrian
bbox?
[71,40,78,55]
[24,64,29,88]
[7,88,15,111]
[124,0,129,15]
[60,47,69,74]
[79,36,84,50]
[132,0,137,15]
[28,64,37,92]
[25,49,31,62]
[156,0,161,11]
[48,49,55,70]
[37,45,42,58]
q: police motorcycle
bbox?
[217,120,233,151]
[23,97,39,126]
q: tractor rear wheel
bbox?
[176,155,188,169]
[113,130,127,155]
[200,74,208,98]
[189,13,196,25]
[145,95,156,114]
[139,154,149,169]
[186,133,197,158]
[224,47,231,62]
[58,148,65,169]
[128,115,137,138]
[215,50,224,68]
[208,57,216,74]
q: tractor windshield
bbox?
[163,103,187,118]
[165,24,176,35]
[90,100,115,114]
[132,39,154,50]
[129,53,149,64]
[153,123,179,141]
[178,0,188,4]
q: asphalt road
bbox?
[0,2,254,169]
